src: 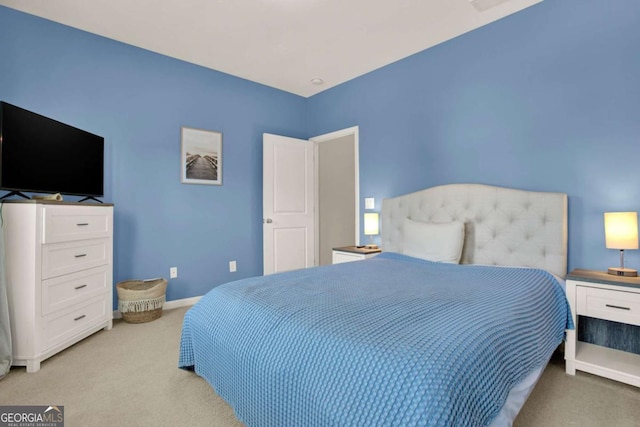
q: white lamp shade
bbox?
[605,212,639,250]
[364,213,379,236]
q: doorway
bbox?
[262,127,359,273]
[311,126,359,266]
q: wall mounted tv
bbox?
[0,101,104,200]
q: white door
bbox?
[263,133,315,275]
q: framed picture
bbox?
[181,127,222,185]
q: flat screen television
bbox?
[0,101,104,199]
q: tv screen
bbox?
[0,102,104,198]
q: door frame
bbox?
[310,126,360,265]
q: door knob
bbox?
[264,218,273,223]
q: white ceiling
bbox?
[0,0,541,97]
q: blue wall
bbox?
[0,6,307,306]
[2,0,640,307]
[307,0,640,273]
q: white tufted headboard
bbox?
[381,184,568,278]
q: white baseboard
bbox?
[113,295,202,319]
[164,296,202,309]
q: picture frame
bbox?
[181,127,222,185]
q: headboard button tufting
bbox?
[379,184,567,277]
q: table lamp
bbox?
[364,212,379,249]
[604,212,638,277]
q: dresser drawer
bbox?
[42,239,110,279]
[43,295,109,349]
[42,266,109,314]
[43,206,112,244]
[577,285,640,326]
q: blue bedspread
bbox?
[179,253,572,426]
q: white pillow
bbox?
[402,218,465,264]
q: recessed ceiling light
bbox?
[311,78,324,85]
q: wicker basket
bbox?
[116,278,168,323]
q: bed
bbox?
[179,183,573,426]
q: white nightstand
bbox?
[565,269,640,387]
[332,246,381,264]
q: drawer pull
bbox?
[74,314,86,321]
[605,304,630,311]
[74,284,88,290]
[74,254,87,258]
[76,223,89,226]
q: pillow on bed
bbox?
[402,218,465,263]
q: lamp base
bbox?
[365,244,379,249]
[607,267,638,277]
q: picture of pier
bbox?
[181,127,222,185]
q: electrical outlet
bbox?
[170,267,178,279]
[229,261,237,273]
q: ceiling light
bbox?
[311,78,323,85]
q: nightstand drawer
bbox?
[333,252,364,264]
[43,206,111,244]
[577,286,640,326]
[42,239,110,279]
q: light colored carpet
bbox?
[0,307,242,427]
[1,306,639,426]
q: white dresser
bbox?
[2,201,113,373]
